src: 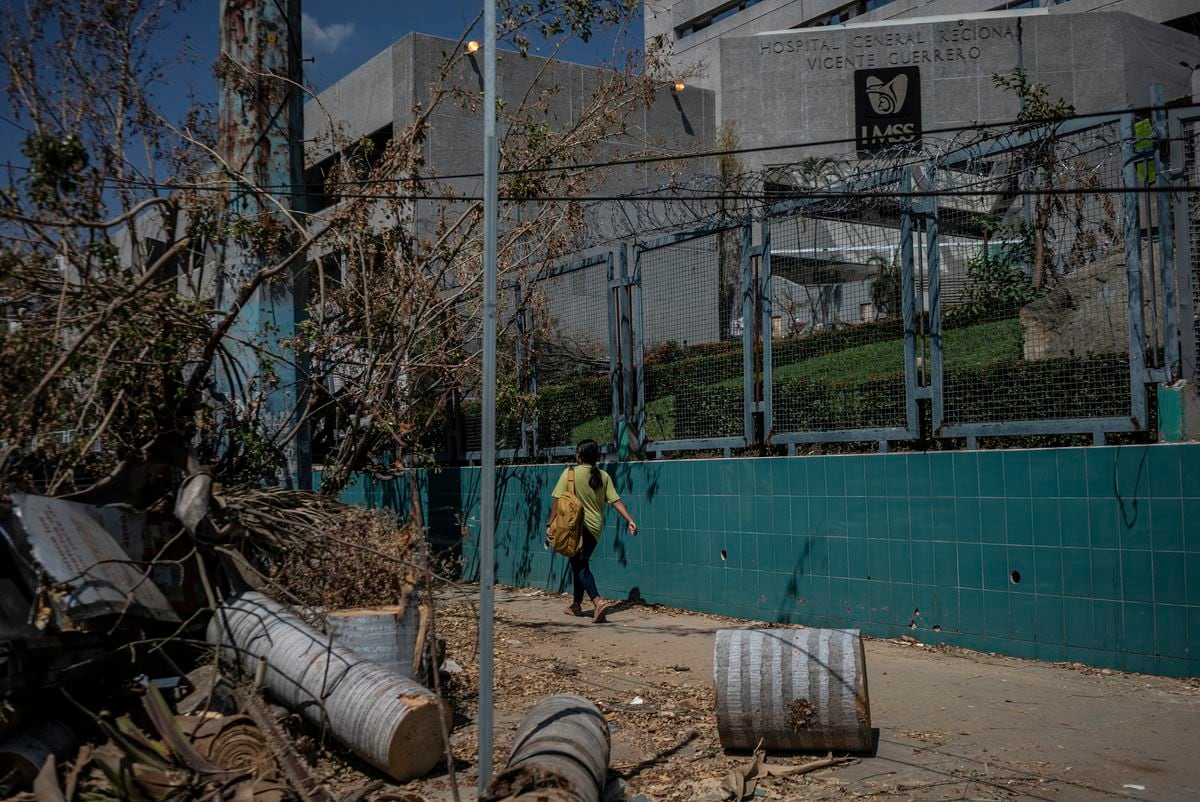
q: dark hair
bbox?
[577,439,602,491]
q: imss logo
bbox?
[855,66,922,155]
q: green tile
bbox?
[1151,499,1184,551]
[1190,607,1200,658]
[785,459,806,495]
[1056,450,1087,497]
[1034,548,1063,595]
[982,544,1009,591]
[1036,595,1065,644]
[1118,500,1152,550]
[1185,553,1200,606]
[1007,545,1034,594]
[769,459,789,494]
[934,541,958,588]
[958,588,985,633]
[977,451,1005,497]
[867,499,889,537]
[806,458,828,496]
[810,497,828,535]
[888,499,911,540]
[1090,499,1120,548]
[1115,447,1151,500]
[826,459,846,496]
[1086,448,1118,499]
[1185,501,1200,552]
[772,495,791,531]
[843,456,866,496]
[931,498,957,540]
[1059,498,1090,547]
[1063,597,1094,646]
[1032,499,1061,546]
[890,541,912,583]
[980,498,1007,543]
[955,497,981,542]
[1061,548,1091,597]
[911,541,936,585]
[844,499,867,538]
[1006,498,1034,545]
[953,452,981,498]
[827,497,849,537]
[1092,599,1123,650]
[790,497,809,533]
[907,455,932,496]
[1091,549,1123,599]
[1010,593,1037,641]
[1124,602,1155,653]
[867,539,890,581]
[1027,449,1060,498]
[1003,451,1032,497]
[865,457,887,497]
[958,543,983,588]
[1182,446,1200,498]
[1146,446,1183,498]
[1147,605,1185,653]
[929,453,955,497]
[910,499,933,541]
[847,541,869,579]
[884,455,909,497]
[892,583,915,624]
[810,536,831,576]
[983,590,1010,636]
[828,537,849,578]
[1152,552,1186,605]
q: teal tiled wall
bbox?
[333,443,1200,677]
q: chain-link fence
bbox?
[765,190,911,439]
[636,227,749,447]
[447,109,1194,462]
[933,120,1135,432]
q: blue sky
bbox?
[0,1,643,172]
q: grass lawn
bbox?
[564,318,1023,442]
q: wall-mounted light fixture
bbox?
[468,40,481,53]
[673,80,686,93]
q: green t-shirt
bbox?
[552,465,619,537]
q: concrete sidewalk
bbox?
[409,588,1199,801]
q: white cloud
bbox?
[302,12,355,55]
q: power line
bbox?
[2,99,1197,192]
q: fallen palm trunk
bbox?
[714,628,872,753]
[206,592,448,781]
[482,695,610,802]
[324,603,422,679]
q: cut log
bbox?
[714,628,871,753]
[324,604,421,680]
[482,695,610,802]
[207,592,449,781]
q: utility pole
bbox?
[217,0,310,489]
[478,0,499,792]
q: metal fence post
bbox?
[513,280,527,459]
[926,180,943,435]
[608,248,622,447]
[1152,85,1180,380]
[759,218,773,442]
[1170,112,1198,383]
[631,243,646,451]
[900,168,922,435]
[1121,111,1150,430]
[742,224,755,444]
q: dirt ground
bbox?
[375,586,1199,802]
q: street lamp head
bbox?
[468,40,481,53]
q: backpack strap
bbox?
[567,466,575,493]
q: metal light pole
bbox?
[477,0,498,793]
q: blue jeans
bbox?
[570,530,599,605]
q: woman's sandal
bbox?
[591,601,612,623]
[564,603,584,617]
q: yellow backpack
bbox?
[548,467,585,557]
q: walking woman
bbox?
[547,439,637,623]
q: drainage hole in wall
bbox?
[720,549,728,561]
[1010,570,1022,585]
[932,625,942,632]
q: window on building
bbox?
[676,0,764,39]
[799,0,899,29]
[302,124,393,213]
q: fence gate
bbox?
[629,225,754,455]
